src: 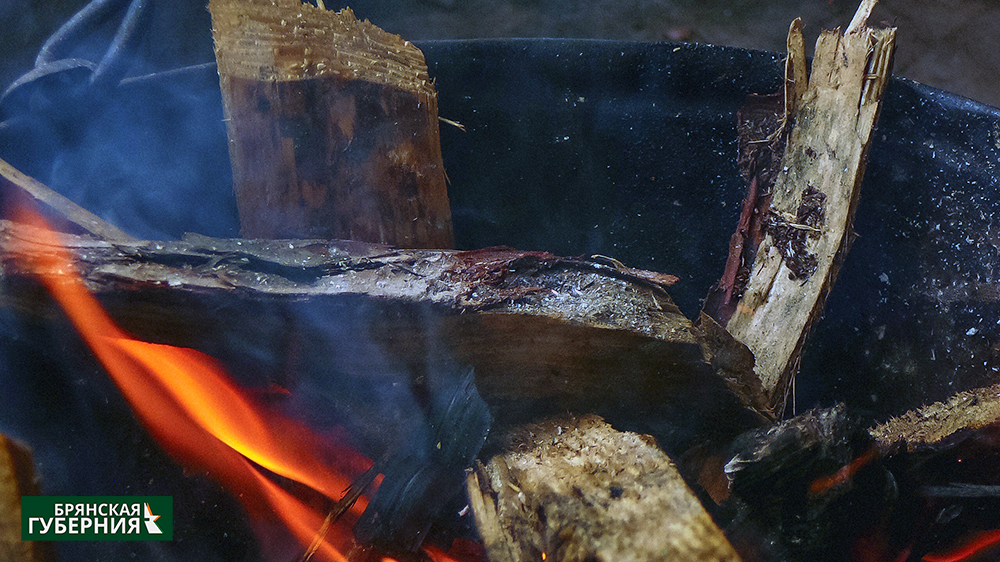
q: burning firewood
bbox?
[1,156,762,556]
[0,0,932,559]
[467,415,742,562]
[0,214,754,442]
[0,205,761,560]
[2,0,769,546]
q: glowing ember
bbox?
[11,206,475,562]
[809,445,878,497]
[922,529,1000,562]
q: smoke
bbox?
[1,0,236,240]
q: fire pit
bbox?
[2,1,1000,561]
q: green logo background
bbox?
[21,496,173,541]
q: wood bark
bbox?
[467,415,742,562]
[869,382,1000,452]
[209,0,453,247]
[714,4,896,418]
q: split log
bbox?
[0,219,758,450]
[0,434,56,562]
[706,1,897,418]
[209,0,453,247]
[467,415,742,562]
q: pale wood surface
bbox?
[468,415,742,562]
[724,9,896,417]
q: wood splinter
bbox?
[0,433,56,562]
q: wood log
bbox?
[0,434,56,562]
[467,415,742,562]
[209,0,453,247]
[0,219,758,450]
[710,2,897,418]
[869,382,1000,452]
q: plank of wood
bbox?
[208,0,453,247]
[722,3,896,418]
[467,415,743,562]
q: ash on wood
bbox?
[467,415,742,562]
[710,1,897,418]
[209,0,453,247]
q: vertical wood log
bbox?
[209,0,453,248]
[720,3,896,417]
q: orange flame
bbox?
[10,206,475,562]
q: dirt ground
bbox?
[3,0,998,108]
